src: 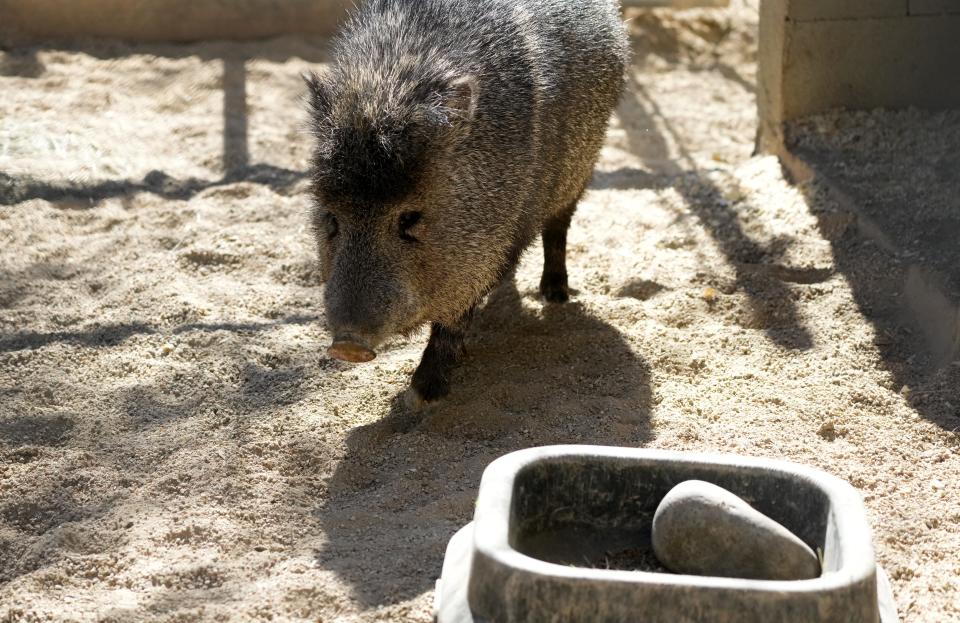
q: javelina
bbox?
[306,0,628,404]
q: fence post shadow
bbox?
[222,56,249,176]
[618,69,816,351]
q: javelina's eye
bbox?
[398,211,422,242]
[324,213,338,240]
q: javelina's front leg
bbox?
[408,309,474,406]
[540,203,576,303]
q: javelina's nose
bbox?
[328,333,377,363]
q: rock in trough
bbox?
[652,479,821,581]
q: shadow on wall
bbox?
[313,279,654,606]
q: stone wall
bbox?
[0,0,732,43]
[758,0,960,151]
[0,0,348,42]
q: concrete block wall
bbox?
[909,0,960,15]
[758,0,960,151]
[0,0,349,42]
[0,0,731,43]
[785,0,960,19]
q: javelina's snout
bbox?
[323,243,402,364]
[328,334,377,363]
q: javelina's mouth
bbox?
[328,336,377,363]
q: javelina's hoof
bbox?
[403,387,427,411]
[328,340,376,363]
[403,385,449,412]
[539,272,570,303]
[408,373,451,409]
[652,480,821,581]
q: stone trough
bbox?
[435,445,897,623]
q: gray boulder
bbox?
[652,480,822,581]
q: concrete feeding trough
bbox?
[436,445,895,623]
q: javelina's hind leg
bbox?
[539,202,577,303]
[408,309,474,407]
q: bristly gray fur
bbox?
[307,0,628,399]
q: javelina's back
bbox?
[321,0,627,283]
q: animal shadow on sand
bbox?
[314,278,653,607]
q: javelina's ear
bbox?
[439,75,478,125]
[303,71,333,118]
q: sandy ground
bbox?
[1,2,959,621]
[787,109,960,380]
